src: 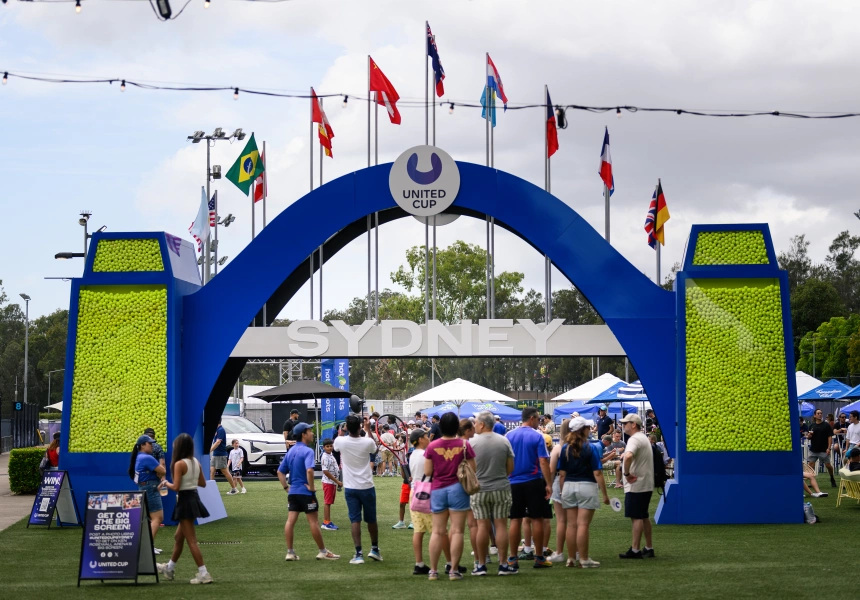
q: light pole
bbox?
[56,212,105,261]
[19,294,30,406]
[47,369,64,410]
[188,128,245,283]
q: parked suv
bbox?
[220,416,287,476]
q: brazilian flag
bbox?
[225,133,265,195]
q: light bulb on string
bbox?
[120,80,126,92]
[2,72,7,86]
[448,102,454,114]
[204,0,209,7]
[75,0,81,13]
[342,95,348,108]
[233,88,239,100]
[616,107,622,119]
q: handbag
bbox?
[39,452,50,475]
[410,475,432,514]
[456,440,481,495]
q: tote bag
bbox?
[410,475,432,514]
[457,440,481,495]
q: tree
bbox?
[824,230,860,314]
[796,315,860,383]
[777,234,813,295]
[661,262,681,291]
[789,278,844,357]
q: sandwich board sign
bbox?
[27,470,81,528]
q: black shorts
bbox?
[510,479,552,520]
[288,493,319,513]
[624,491,653,520]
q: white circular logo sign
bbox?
[389,145,460,217]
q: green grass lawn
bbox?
[0,476,855,599]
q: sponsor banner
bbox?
[320,359,350,440]
[28,471,80,528]
[79,492,153,583]
[389,145,460,217]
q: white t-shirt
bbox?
[846,422,860,446]
[408,448,426,488]
[228,448,243,470]
[622,431,654,494]
[333,435,377,490]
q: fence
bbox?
[12,403,40,448]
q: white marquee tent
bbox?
[550,373,624,402]
[405,378,512,404]
[795,371,823,397]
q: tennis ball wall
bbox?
[69,286,167,452]
[685,278,791,451]
[93,239,164,272]
[692,231,768,266]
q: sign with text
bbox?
[233,319,625,359]
[320,359,350,440]
[78,492,157,586]
[28,471,81,528]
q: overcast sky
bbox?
[2,0,858,321]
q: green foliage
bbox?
[796,314,860,380]
[790,278,844,356]
[8,447,45,494]
[778,234,812,295]
[39,412,61,421]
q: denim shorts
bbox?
[561,481,599,510]
[344,487,377,524]
[431,482,471,513]
[139,480,163,513]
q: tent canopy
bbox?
[838,383,860,400]
[405,378,512,404]
[588,380,648,404]
[795,371,823,397]
[46,401,63,412]
[797,379,851,401]
[252,379,353,402]
[799,401,816,417]
[424,401,521,421]
[553,401,638,423]
[550,373,624,402]
[839,398,860,413]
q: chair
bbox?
[836,476,860,507]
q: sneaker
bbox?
[445,563,467,574]
[227,488,239,495]
[349,554,365,565]
[498,564,517,576]
[241,487,247,494]
[517,549,535,561]
[507,558,519,572]
[489,545,499,556]
[316,550,340,560]
[533,557,553,569]
[547,551,565,563]
[428,570,439,581]
[392,521,408,529]
[619,547,643,559]
[321,522,337,531]
[285,551,299,561]
[580,558,601,568]
[190,572,213,584]
[812,492,828,498]
[449,571,463,581]
[641,548,656,558]
[156,563,175,580]
[153,547,162,555]
[407,523,414,529]
[566,559,579,568]
[471,564,488,576]
[413,564,431,575]
[368,549,383,562]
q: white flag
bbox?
[189,186,210,252]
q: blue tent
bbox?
[799,401,815,417]
[423,403,460,418]
[839,384,860,400]
[588,380,648,403]
[840,398,860,414]
[464,401,522,421]
[797,379,851,401]
[553,400,637,424]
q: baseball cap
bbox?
[409,429,427,444]
[847,447,860,459]
[408,420,415,425]
[143,428,156,438]
[136,435,155,446]
[599,405,608,411]
[292,423,312,437]
[619,413,643,425]
[568,416,589,432]
[290,409,300,415]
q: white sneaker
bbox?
[316,550,340,560]
[547,552,565,563]
[153,547,162,555]
[392,521,407,529]
[350,554,365,565]
[157,563,175,580]
[812,492,828,498]
[227,488,239,495]
[241,487,247,494]
[579,558,601,568]
[489,546,499,556]
[285,551,299,561]
[190,571,213,584]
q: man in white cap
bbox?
[617,413,654,559]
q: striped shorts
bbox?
[470,488,513,521]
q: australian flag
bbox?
[427,22,445,97]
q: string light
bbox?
[555,106,567,129]
[448,102,454,114]
[75,0,81,13]
[120,80,126,92]
[342,95,348,108]
[2,72,7,86]
[616,107,622,119]
[204,0,209,7]
[233,87,239,100]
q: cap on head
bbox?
[599,405,608,412]
[292,423,312,437]
[290,409,300,416]
[568,416,589,432]
[136,435,155,446]
[620,413,643,426]
[409,429,427,445]
[143,428,156,438]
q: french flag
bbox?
[598,127,614,195]
[486,54,508,110]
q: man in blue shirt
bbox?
[493,415,507,436]
[278,423,339,561]
[595,406,614,439]
[210,420,237,495]
[506,407,553,570]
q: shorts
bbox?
[231,469,242,478]
[400,483,411,504]
[624,491,653,520]
[323,482,337,505]
[371,453,380,465]
[561,481,600,510]
[139,480,163,513]
[510,478,552,520]
[411,508,433,533]
[431,482,471,513]
[550,478,562,504]
[382,449,394,462]
[345,487,377,524]
[288,493,319,513]
[470,488,513,520]
[211,455,228,470]
[808,451,830,465]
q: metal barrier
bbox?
[0,435,12,454]
[12,403,40,448]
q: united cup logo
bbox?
[389,145,460,217]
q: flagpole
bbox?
[424,218,429,323]
[485,52,490,319]
[489,63,495,318]
[367,57,372,320]
[250,189,255,239]
[262,141,266,228]
[425,21,429,145]
[319,99,324,320]
[656,179,662,285]
[544,85,549,322]
[374,91,379,321]
[319,243,324,320]
[213,190,219,276]
[604,183,610,243]
[204,143,211,284]
[310,89,315,320]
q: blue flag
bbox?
[480,88,497,127]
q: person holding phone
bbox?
[128,434,166,554]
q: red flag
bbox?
[311,88,335,158]
[369,57,401,125]
[253,150,266,203]
[546,88,559,158]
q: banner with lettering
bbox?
[28,471,80,527]
[320,359,350,441]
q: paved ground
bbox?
[0,452,36,531]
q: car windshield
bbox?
[222,418,265,435]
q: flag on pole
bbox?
[225,133,265,195]
[369,57,401,124]
[598,127,615,195]
[486,54,508,110]
[311,88,335,158]
[189,186,210,252]
[480,87,497,127]
[253,149,267,203]
[644,181,670,248]
[427,22,445,97]
[208,192,216,226]
[546,88,559,158]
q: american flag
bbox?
[208,193,216,227]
